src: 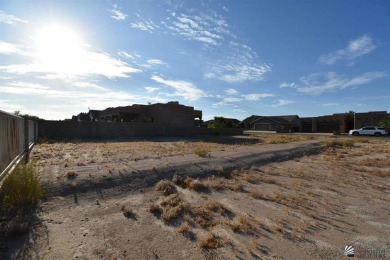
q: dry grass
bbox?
[70,181,77,188]
[159,194,190,224]
[65,171,76,178]
[187,179,206,191]
[205,200,228,215]
[228,215,253,234]
[155,180,176,196]
[148,203,161,215]
[322,139,354,148]
[256,134,314,144]
[198,232,226,249]
[121,205,136,219]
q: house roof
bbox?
[251,116,290,125]
[242,115,298,125]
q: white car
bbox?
[349,126,388,137]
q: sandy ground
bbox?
[1,135,390,259]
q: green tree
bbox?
[208,117,233,129]
[378,119,390,130]
[13,111,41,121]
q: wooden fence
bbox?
[0,110,37,182]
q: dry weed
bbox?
[155,180,176,196]
[199,232,225,249]
[228,215,253,234]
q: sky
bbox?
[0,0,389,120]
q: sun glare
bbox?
[34,24,85,75]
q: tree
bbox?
[208,117,233,129]
[378,119,390,130]
[13,111,40,121]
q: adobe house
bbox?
[241,115,299,132]
[74,101,202,127]
[299,111,389,133]
[354,111,389,129]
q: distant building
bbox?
[73,101,202,127]
[241,111,389,133]
[300,111,389,133]
[241,115,299,132]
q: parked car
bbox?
[349,126,388,136]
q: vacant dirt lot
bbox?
[2,134,390,259]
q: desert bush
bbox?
[354,138,370,143]
[0,163,44,209]
[187,178,206,191]
[121,205,136,219]
[199,232,225,249]
[148,203,161,215]
[65,171,76,178]
[194,149,209,158]
[155,180,176,195]
[205,200,227,214]
[228,215,252,234]
[161,204,186,223]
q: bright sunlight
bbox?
[33,24,85,76]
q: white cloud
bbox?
[271,99,295,107]
[212,97,242,107]
[319,35,376,65]
[151,75,206,101]
[0,81,166,119]
[145,87,159,93]
[0,99,23,113]
[321,103,338,106]
[207,64,271,83]
[73,82,109,91]
[298,71,386,95]
[233,108,246,113]
[147,59,167,66]
[280,82,296,88]
[110,6,127,20]
[205,40,270,83]
[131,21,158,33]
[242,93,274,101]
[225,88,238,95]
[0,11,28,25]
[164,13,232,46]
[0,42,141,79]
[118,51,135,59]
[0,41,27,55]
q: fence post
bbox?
[24,116,29,164]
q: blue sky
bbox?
[0,0,389,120]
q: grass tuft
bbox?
[199,232,225,249]
[155,180,176,196]
[121,205,136,219]
[323,139,354,148]
[0,163,44,209]
[65,171,76,178]
[194,149,209,158]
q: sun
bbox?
[33,24,85,75]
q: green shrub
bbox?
[194,149,209,157]
[0,163,44,209]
